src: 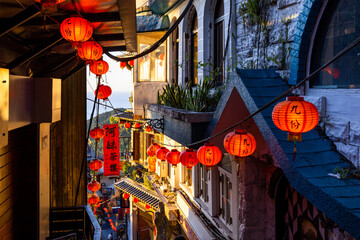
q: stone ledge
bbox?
[147,104,214,123]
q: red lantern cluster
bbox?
[123,193,130,200]
[77,41,103,62]
[88,194,100,205]
[90,127,105,141]
[197,143,222,168]
[147,143,161,156]
[90,60,109,76]
[87,180,101,192]
[180,149,199,169]
[156,147,169,161]
[89,159,103,171]
[166,149,181,166]
[224,130,256,158]
[60,16,93,48]
[95,84,112,100]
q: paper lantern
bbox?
[197,143,222,168]
[134,123,142,129]
[87,180,101,192]
[129,60,135,67]
[125,208,130,214]
[90,60,109,76]
[89,159,103,171]
[147,143,161,156]
[145,126,152,132]
[60,16,93,47]
[272,96,319,142]
[180,149,199,169]
[88,194,100,205]
[120,62,126,69]
[78,41,103,62]
[107,214,111,217]
[156,147,169,161]
[95,84,112,100]
[123,193,130,200]
[133,198,139,203]
[145,204,151,209]
[224,130,256,158]
[166,149,181,166]
[109,219,113,222]
[104,208,108,212]
[90,127,105,141]
[124,122,131,129]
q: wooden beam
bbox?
[0,3,41,38]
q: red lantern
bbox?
[166,149,181,166]
[133,198,139,203]
[224,130,256,158]
[147,143,161,156]
[90,60,109,76]
[95,84,112,100]
[125,208,130,214]
[272,96,319,142]
[159,53,165,61]
[107,214,111,217]
[90,127,105,141]
[89,159,103,171]
[134,123,142,129]
[147,156,156,172]
[95,202,101,208]
[145,204,151,209]
[109,219,113,222]
[123,193,130,200]
[88,194,100,205]
[129,60,135,67]
[124,122,131,129]
[156,147,169,161]
[104,208,108,212]
[87,180,101,192]
[60,16,93,47]
[197,143,222,168]
[120,62,126,69]
[78,41,103,62]
[180,149,199,169]
[145,126,152,132]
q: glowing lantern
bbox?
[272,96,319,142]
[109,219,113,223]
[145,204,151,209]
[107,214,111,217]
[129,60,135,67]
[120,62,126,69]
[147,156,156,172]
[134,123,141,129]
[77,41,103,62]
[197,143,222,168]
[124,122,131,129]
[133,198,139,203]
[88,194,100,205]
[156,147,169,161]
[95,202,101,208]
[180,149,199,169]
[166,149,181,166]
[35,0,65,12]
[60,16,93,48]
[95,84,112,100]
[89,159,103,171]
[145,126,152,132]
[104,208,108,212]
[224,130,256,158]
[125,208,130,214]
[87,180,101,192]
[123,193,130,200]
[90,127,105,141]
[90,60,109,76]
[147,143,161,156]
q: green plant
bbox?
[143,172,154,190]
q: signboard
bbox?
[103,124,120,176]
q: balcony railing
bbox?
[48,205,101,240]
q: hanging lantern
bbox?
[134,122,142,129]
[77,41,103,62]
[104,208,109,213]
[120,62,127,69]
[95,84,112,100]
[35,0,65,13]
[87,180,101,192]
[124,122,131,129]
[90,60,109,76]
[145,204,151,209]
[109,219,113,223]
[90,127,105,141]
[156,147,169,161]
[133,198,139,203]
[129,60,135,67]
[123,193,130,200]
[60,16,93,48]
[125,208,130,214]
[107,214,111,217]
[166,149,181,167]
[197,143,222,168]
[89,159,103,171]
[180,149,199,169]
[145,126,152,132]
[88,194,100,205]
[147,156,156,172]
[95,202,101,208]
[272,96,319,142]
[147,143,161,156]
[224,129,256,158]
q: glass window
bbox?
[181,165,192,187]
[200,165,209,202]
[138,42,166,82]
[191,11,198,85]
[171,18,179,85]
[219,171,232,225]
[214,0,224,83]
[310,0,360,88]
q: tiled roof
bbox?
[114,178,160,210]
[137,14,169,32]
[236,69,360,239]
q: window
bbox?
[199,165,209,202]
[310,0,360,88]
[188,8,198,85]
[219,170,232,225]
[181,165,192,187]
[138,40,166,82]
[214,0,224,83]
[170,18,179,85]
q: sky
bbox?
[86,52,133,119]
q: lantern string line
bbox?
[74,77,101,207]
[146,35,360,149]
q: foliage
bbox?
[143,172,154,191]
[334,167,360,180]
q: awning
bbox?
[149,0,185,15]
[137,14,170,33]
[115,178,160,210]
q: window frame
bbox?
[218,167,232,227]
[213,0,225,83]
